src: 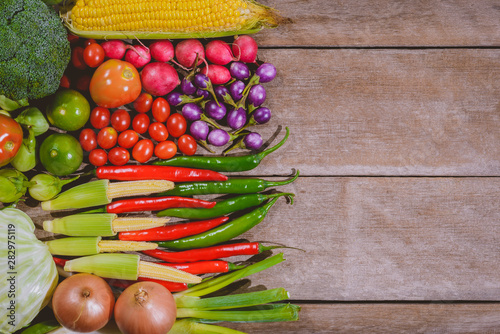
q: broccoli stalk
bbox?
[0,0,71,105]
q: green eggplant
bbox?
[10,128,37,172]
[0,169,32,203]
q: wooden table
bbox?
[225,0,500,332]
[21,0,500,333]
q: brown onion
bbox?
[114,281,177,334]
[52,273,115,333]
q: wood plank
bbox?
[238,48,500,176]
[28,176,500,301]
[226,303,500,333]
[256,0,500,47]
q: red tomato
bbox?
[71,46,87,70]
[118,130,139,149]
[89,59,142,108]
[89,149,108,166]
[97,127,118,149]
[166,113,187,138]
[84,39,97,47]
[132,139,154,163]
[90,107,110,129]
[75,74,92,91]
[83,43,105,68]
[178,134,197,156]
[79,128,97,152]
[0,115,23,167]
[133,92,153,113]
[60,74,70,88]
[108,147,130,166]
[111,109,131,132]
[148,122,169,142]
[154,141,177,160]
[151,97,170,122]
[132,113,150,134]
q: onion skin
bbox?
[52,273,115,333]
[114,281,177,334]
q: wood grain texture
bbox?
[226,303,500,333]
[238,48,500,176]
[256,0,500,47]
[28,176,500,301]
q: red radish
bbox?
[175,39,205,68]
[125,45,151,69]
[232,35,258,63]
[205,40,236,65]
[101,40,127,60]
[201,64,231,85]
[150,40,175,62]
[141,62,180,97]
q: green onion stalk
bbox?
[169,253,301,333]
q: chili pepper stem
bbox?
[264,169,300,188]
[256,126,289,161]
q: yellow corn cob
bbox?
[106,179,174,199]
[139,260,202,284]
[112,216,169,232]
[60,0,284,39]
[97,240,158,252]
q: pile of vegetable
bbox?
[61,34,277,167]
[0,1,300,333]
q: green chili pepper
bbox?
[157,192,294,220]
[158,170,299,196]
[158,195,292,250]
[153,127,289,172]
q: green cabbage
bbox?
[0,208,58,334]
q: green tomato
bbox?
[40,133,83,176]
[46,89,90,132]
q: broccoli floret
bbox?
[0,0,70,103]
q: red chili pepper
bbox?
[106,196,217,214]
[119,216,229,241]
[159,260,244,275]
[143,242,279,263]
[96,165,228,182]
[105,278,188,292]
[53,256,68,267]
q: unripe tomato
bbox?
[0,115,23,167]
[89,59,142,108]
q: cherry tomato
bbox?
[90,107,110,129]
[151,97,171,122]
[178,134,197,156]
[111,109,131,132]
[83,43,105,68]
[154,140,177,160]
[89,59,142,108]
[60,74,70,88]
[71,46,87,70]
[89,149,107,166]
[132,139,154,163]
[108,147,130,166]
[84,39,97,47]
[133,92,153,113]
[118,130,139,149]
[79,128,97,152]
[132,113,150,134]
[148,122,169,142]
[67,33,79,44]
[97,127,118,149]
[0,115,23,167]
[75,74,92,91]
[166,113,187,138]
